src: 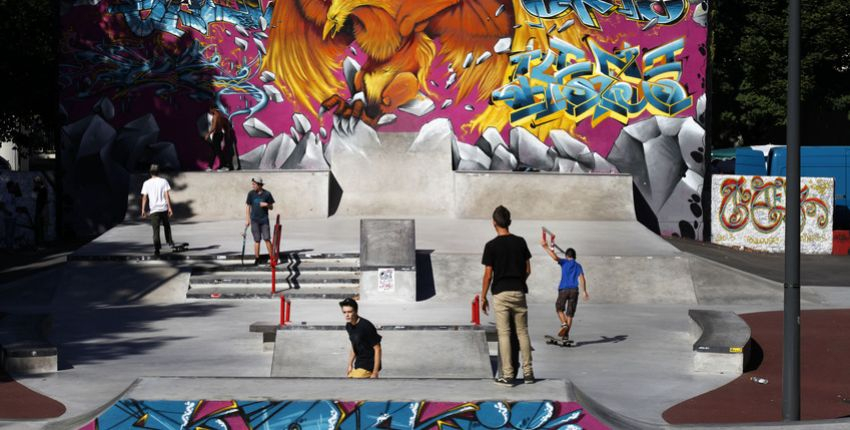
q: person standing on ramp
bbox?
[481,205,535,386]
[245,177,275,265]
[339,297,382,378]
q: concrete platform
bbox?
[271,326,493,379]
[68,218,810,305]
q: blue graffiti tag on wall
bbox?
[84,399,591,430]
[108,0,273,37]
[493,36,693,127]
[520,0,688,29]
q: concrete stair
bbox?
[187,253,360,299]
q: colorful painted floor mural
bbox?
[80,399,607,429]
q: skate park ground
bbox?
[1,217,849,429]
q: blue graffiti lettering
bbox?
[520,0,687,30]
[109,0,273,37]
[493,37,693,127]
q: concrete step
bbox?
[190,274,359,285]
[193,265,360,274]
[187,285,358,299]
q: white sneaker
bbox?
[217,167,230,172]
[205,167,213,172]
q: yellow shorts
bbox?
[347,368,372,378]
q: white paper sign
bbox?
[377,268,395,292]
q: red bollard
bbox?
[280,295,286,326]
[471,294,480,325]
[285,299,292,323]
[271,258,277,294]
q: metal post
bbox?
[280,295,286,326]
[285,299,292,323]
[783,0,801,420]
[471,295,480,325]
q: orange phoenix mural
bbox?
[262,0,590,139]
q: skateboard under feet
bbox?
[545,335,575,347]
[171,242,189,252]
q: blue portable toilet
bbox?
[734,147,768,175]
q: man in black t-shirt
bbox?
[340,297,382,378]
[245,177,275,265]
[481,205,534,386]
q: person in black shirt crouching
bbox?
[340,297,382,378]
[481,205,534,386]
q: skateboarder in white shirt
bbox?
[140,164,175,256]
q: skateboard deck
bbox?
[545,335,575,347]
[171,242,189,252]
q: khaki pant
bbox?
[493,290,533,378]
[348,368,372,378]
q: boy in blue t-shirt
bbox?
[541,239,589,341]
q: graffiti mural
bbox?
[60,0,707,237]
[0,172,56,249]
[80,399,608,429]
[711,175,834,254]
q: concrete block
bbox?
[360,219,416,269]
[271,328,492,379]
[3,343,58,374]
[360,269,416,303]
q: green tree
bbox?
[711,0,850,148]
[0,0,59,153]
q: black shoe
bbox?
[154,249,160,256]
[524,373,535,384]
[494,376,514,386]
[253,258,260,265]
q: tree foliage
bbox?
[0,0,58,151]
[711,0,850,148]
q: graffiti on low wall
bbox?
[0,171,55,249]
[80,399,607,429]
[711,175,834,254]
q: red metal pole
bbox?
[271,258,276,294]
[279,295,286,326]
[285,299,291,323]
[472,294,480,325]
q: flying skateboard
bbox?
[545,335,575,347]
[171,242,189,252]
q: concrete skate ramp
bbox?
[126,171,330,221]
[330,130,635,219]
[271,326,492,379]
[425,252,811,305]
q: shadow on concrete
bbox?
[416,250,436,301]
[743,338,763,372]
[574,335,628,347]
[50,302,236,368]
[328,172,343,217]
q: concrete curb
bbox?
[43,378,141,430]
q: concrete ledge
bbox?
[1,314,58,375]
[271,326,492,379]
[126,170,330,221]
[3,342,58,374]
[688,309,751,374]
[453,172,635,220]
